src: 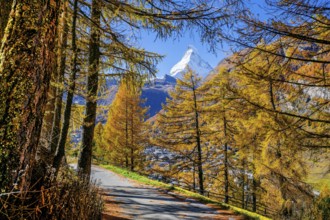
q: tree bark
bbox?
[223,116,229,203]
[191,75,204,195]
[126,94,129,169]
[130,148,134,171]
[130,102,134,171]
[53,0,78,174]
[252,175,257,212]
[125,155,128,168]
[78,0,100,178]
[0,0,12,41]
[241,159,245,208]
[193,161,196,191]
[0,0,59,191]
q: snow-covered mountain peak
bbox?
[187,44,198,53]
[170,45,213,79]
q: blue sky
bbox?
[135,0,268,78]
[133,0,280,77]
[137,29,231,78]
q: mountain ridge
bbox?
[170,45,213,79]
[73,45,215,119]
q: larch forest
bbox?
[0,0,329,220]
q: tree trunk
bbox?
[241,159,245,208]
[130,104,134,171]
[49,0,69,155]
[53,0,78,174]
[192,161,196,191]
[191,75,204,195]
[0,1,59,191]
[252,153,258,212]
[78,0,100,178]
[223,116,229,203]
[126,95,129,169]
[269,79,276,111]
[252,175,257,212]
[130,148,134,171]
[0,0,12,41]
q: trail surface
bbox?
[91,166,242,220]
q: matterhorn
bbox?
[169,45,213,79]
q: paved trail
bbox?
[91,166,242,220]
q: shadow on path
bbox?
[92,166,242,220]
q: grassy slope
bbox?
[306,162,330,191]
[100,164,271,220]
[307,173,330,191]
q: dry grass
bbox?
[0,168,103,220]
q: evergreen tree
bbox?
[201,68,239,203]
[78,0,101,178]
[154,70,210,195]
[225,48,318,216]
[50,0,70,155]
[229,0,330,149]
[103,75,148,171]
[53,0,79,174]
[93,122,107,163]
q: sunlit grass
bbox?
[306,158,330,191]
[307,169,330,191]
[101,164,271,220]
[307,174,330,191]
